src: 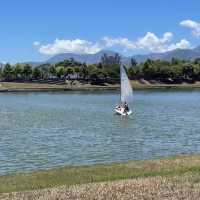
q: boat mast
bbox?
[120,64,122,104]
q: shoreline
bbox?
[1,154,200,199]
[0,154,200,192]
[1,81,200,92]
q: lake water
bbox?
[0,90,200,175]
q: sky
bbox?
[0,0,200,63]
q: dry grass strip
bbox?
[1,175,200,200]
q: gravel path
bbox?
[1,176,200,200]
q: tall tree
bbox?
[3,63,13,81]
[23,64,32,80]
[49,65,57,77]
[131,58,137,67]
[14,64,24,80]
[80,63,89,79]
[56,66,65,79]
[39,64,51,80]
[33,67,41,79]
[74,66,80,79]
[101,53,121,67]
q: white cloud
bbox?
[34,32,191,55]
[102,37,136,49]
[160,32,173,43]
[101,32,174,53]
[36,39,101,55]
[102,32,188,53]
[168,39,190,51]
[135,32,173,52]
[180,20,200,37]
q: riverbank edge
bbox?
[1,154,200,194]
[2,81,200,92]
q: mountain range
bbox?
[45,45,200,65]
[2,46,200,67]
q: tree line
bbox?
[128,57,200,83]
[1,54,200,84]
[0,55,121,84]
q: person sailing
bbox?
[124,101,129,114]
[114,64,133,115]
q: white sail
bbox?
[120,65,133,103]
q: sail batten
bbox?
[120,65,133,103]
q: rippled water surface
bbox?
[0,90,200,175]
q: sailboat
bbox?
[114,64,133,116]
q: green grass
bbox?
[1,155,200,193]
[0,81,119,91]
[2,81,200,92]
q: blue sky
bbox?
[0,0,200,63]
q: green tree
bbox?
[171,57,180,65]
[142,60,157,79]
[56,66,65,79]
[128,67,136,79]
[80,63,89,79]
[182,64,194,80]
[40,64,51,80]
[3,63,13,81]
[131,58,137,67]
[33,67,41,79]
[74,66,80,79]
[89,67,106,84]
[49,65,57,77]
[194,58,200,65]
[23,64,32,80]
[169,65,183,82]
[0,67,3,80]
[14,64,24,80]
[65,67,74,77]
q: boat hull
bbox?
[115,108,132,116]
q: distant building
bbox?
[67,73,77,79]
